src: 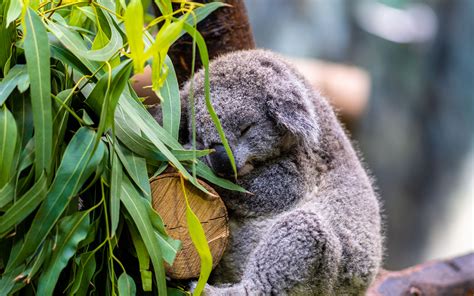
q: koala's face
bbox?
[184,50,320,214]
[195,91,290,179]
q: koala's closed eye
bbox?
[239,123,253,137]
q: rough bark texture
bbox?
[367,253,474,296]
[168,0,255,85]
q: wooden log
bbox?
[150,173,229,279]
[367,252,474,295]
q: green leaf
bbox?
[120,176,167,296]
[124,0,145,73]
[85,60,132,141]
[0,173,48,237]
[6,127,105,270]
[117,92,213,196]
[24,7,53,179]
[52,89,72,163]
[114,144,150,199]
[195,161,248,193]
[144,199,181,264]
[0,265,23,296]
[10,92,33,149]
[0,8,16,73]
[144,17,185,61]
[5,0,22,27]
[38,212,91,295]
[21,239,53,284]
[159,56,180,140]
[50,43,98,77]
[0,64,28,106]
[46,11,122,62]
[183,23,238,179]
[110,149,122,237]
[127,221,152,292]
[69,251,96,296]
[0,105,18,187]
[118,272,136,296]
[115,107,211,161]
[0,180,15,209]
[180,177,212,296]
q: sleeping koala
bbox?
[180,49,383,295]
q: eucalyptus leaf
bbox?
[69,251,96,296]
[110,149,122,237]
[159,56,180,140]
[38,212,91,295]
[7,127,105,270]
[118,272,137,296]
[0,173,48,237]
[183,23,238,179]
[24,7,53,178]
[120,176,167,296]
[0,64,28,105]
[180,177,212,296]
[124,0,145,73]
[0,105,18,187]
[127,221,152,292]
[5,0,22,27]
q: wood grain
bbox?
[150,173,229,279]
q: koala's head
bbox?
[182,50,319,211]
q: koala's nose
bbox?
[208,144,234,178]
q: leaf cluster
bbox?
[0,0,241,295]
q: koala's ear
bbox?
[266,89,320,148]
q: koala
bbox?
[179,49,383,295]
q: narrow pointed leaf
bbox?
[117,93,213,196]
[38,212,91,295]
[195,161,247,193]
[0,105,18,187]
[0,180,14,209]
[120,177,167,296]
[159,56,180,140]
[86,60,132,139]
[6,0,22,27]
[118,272,136,296]
[110,151,122,237]
[114,144,150,198]
[128,222,152,292]
[180,177,212,296]
[24,7,52,178]
[47,12,122,62]
[0,64,28,105]
[0,173,47,237]
[124,0,145,73]
[69,251,96,296]
[183,23,238,179]
[7,127,105,269]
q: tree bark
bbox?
[167,0,255,85]
[367,253,474,295]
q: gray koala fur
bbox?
[178,49,383,295]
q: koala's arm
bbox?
[203,165,382,295]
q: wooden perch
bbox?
[367,252,474,295]
[150,173,229,279]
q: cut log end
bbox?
[150,173,229,279]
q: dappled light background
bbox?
[244,0,473,269]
